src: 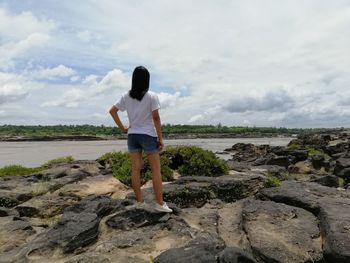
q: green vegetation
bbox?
[162,146,229,177]
[305,146,325,156]
[97,151,173,186]
[287,143,301,150]
[0,165,42,177]
[41,156,74,169]
[265,175,282,188]
[98,146,229,186]
[0,156,75,177]
[0,124,328,138]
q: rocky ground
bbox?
[0,131,349,262]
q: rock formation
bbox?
[0,130,349,262]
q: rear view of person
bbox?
[109,66,172,213]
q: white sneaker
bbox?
[154,202,173,213]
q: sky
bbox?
[0,0,349,128]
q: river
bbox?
[0,137,293,167]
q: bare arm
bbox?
[109,105,128,133]
[152,109,164,150]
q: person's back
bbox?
[109,66,172,213]
[116,91,160,137]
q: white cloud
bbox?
[31,65,76,80]
[188,105,222,123]
[0,84,28,105]
[0,33,49,69]
[41,88,84,108]
[93,69,129,95]
[158,92,181,109]
[1,1,350,127]
[223,89,295,113]
[0,8,54,69]
[70,76,81,82]
[40,68,130,108]
[0,72,29,105]
[83,75,99,85]
[0,9,54,40]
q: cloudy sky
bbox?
[0,0,349,128]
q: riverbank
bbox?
[0,133,296,142]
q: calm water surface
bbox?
[0,138,293,167]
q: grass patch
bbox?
[305,146,330,158]
[0,165,42,177]
[41,156,74,169]
[305,146,323,155]
[287,143,301,150]
[0,156,75,177]
[265,175,282,188]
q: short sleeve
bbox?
[151,93,160,111]
[114,94,126,112]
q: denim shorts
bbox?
[127,134,159,154]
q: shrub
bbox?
[265,175,281,188]
[97,151,174,186]
[161,145,229,177]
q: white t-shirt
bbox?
[114,91,160,137]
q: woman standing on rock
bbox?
[109,66,172,213]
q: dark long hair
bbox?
[129,66,150,101]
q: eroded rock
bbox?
[243,199,322,263]
[260,181,350,262]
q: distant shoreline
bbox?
[0,133,296,142]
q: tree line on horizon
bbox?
[0,124,327,137]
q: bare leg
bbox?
[130,152,143,202]
[147,152,164,205]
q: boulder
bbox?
[311,154,325,169]
[152,175,264,207]
[226,160,252,172]
[63,195,130,218]
[0,207,10,217]
[260,181,350,262]
[288,134,330,149]
[250,165,287,180]
[242,199,322,263]
[16,194,78,218]
[154,234,225,263]
[270,148,308,163]
[225,143,270,162]
[325,142,349,156]
[334,158,350,182]
[0,216,36,254]
[55,174,130,199]
[106,204,176,230]
[289,160,313,174]
[265,155,293,168]
[310,174,339,188]
[5,195,131,261]
[218,247,257,263]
